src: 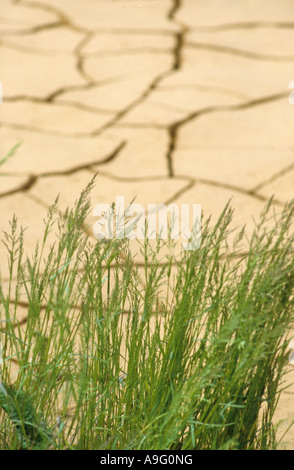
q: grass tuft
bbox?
[0,182,293,450]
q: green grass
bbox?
[0,178,293,450]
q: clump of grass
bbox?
[0,180,293,450]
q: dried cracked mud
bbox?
[0,0,294,449]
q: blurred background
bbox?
[0,0,294,448]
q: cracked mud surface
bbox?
[0,0,294,448]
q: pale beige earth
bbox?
[0,0,293,449]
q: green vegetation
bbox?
[0,142,22,175]
[0,179,293,450]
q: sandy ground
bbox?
[0,0,293,448]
